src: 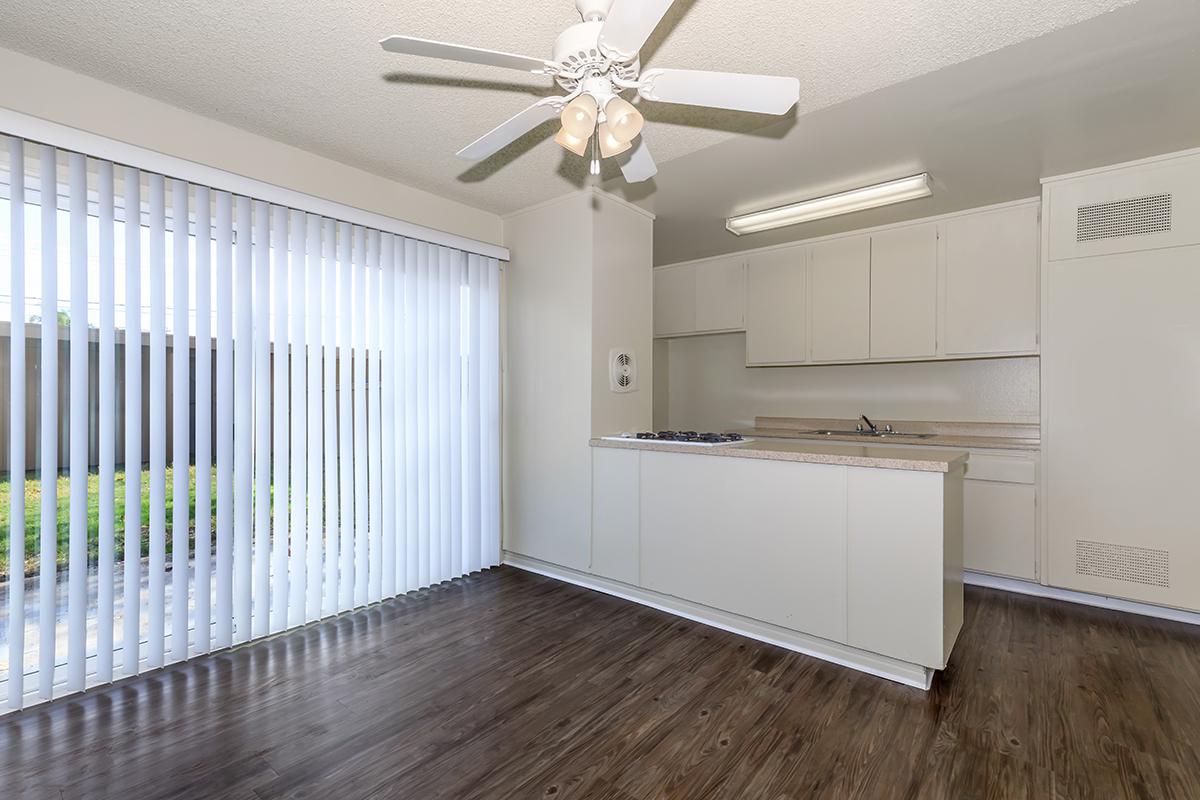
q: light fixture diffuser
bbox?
[725,173,932,236]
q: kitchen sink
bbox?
[806,429,935,439]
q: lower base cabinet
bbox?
[590,446,963,671]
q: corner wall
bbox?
[502,190,653,572]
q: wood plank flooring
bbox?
[3,566,1200,799]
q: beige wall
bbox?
[590,193,653,437]
[502,190,654,571]
[502,193,594,570]
[0,47,503,246]
[658,332,1039,431]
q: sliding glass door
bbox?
[0,134,502,712]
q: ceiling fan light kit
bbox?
[726,173,934,235]
[379,0,800,184]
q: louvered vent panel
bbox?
[1075,539,1169,588]
[1076,194,1172,242]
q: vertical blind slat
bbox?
[233,196,254,641]
[7,137,26,709]
[252,200,271,637]
[305,214,323,621]
[194,186,213,654]
[287,210,307,626]
[352,226,368,606]
[38,144,58,699]
[147,172,167,670]
[403,239,419,592]
[380,234,397,600]
[449,250,464,577]
[466,254,483,574]
[170,178,190,663]
[67,152,89,690]
[428,246,442,586]
[322,218,339,616]
[269,204,290,633]
[337,222,354,610]
[121,167,142,678]
[96,160,116,682]
[214,190,234,649]
[367,230,382,603]
[415,241,430,590]
[398,236,412,587]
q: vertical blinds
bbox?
[0,134,502,712]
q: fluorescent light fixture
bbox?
[726,173,932,236]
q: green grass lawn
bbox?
[0,466,218,577]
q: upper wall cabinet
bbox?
[655,200,1040,364]
[943,204,1040,357]
[653,256,745,338]
[870,224,938,359]
[745,246,807,365]
[810,236,871,362]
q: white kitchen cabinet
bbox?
[943,203,1039,356]
[870,224,938,359]
[846,466,963,669]
[745,246,807,365]
[653,257,744,337]
[591,446,640,585]
[810,236,871,361]
[639,450,848,643]
[653,264,696,337]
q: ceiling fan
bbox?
[380,0,800,183]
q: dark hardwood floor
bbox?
[3,566,1200,799]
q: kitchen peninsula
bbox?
[511,435,967,689]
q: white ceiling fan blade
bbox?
[597,0,676,62]
[616,136,657,183]
[638,68,800,115]
[455,97,564,160]
[380,35,558,75]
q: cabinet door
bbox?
[640,451,848,643]
[810,236,871,361]
[944,204,1039,355]
[695,257,745,333]
[870,224,937,359]
[653,265,696,337]
[592,447,641,585]
[964,481,1037,580]
[746,247,807,364]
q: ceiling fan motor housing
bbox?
[553,20,640,92]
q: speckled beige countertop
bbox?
[734,417,1040,452]
[591,436,967,473]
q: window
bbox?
[0,134,502,712]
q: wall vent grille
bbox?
[1076,193,1172,242]
[1075,539,1169,588]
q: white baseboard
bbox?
[964,571,1200,626]
[503,552,934,690]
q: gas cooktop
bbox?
[602,431,753,447]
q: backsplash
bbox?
[654,332,1039,431]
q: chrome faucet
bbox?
[858,414,878,433]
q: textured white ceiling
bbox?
[0,0,1137,216]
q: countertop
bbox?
[734,417,1040,452]
[591,436,967,473]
